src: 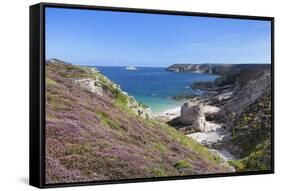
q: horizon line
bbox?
[46,59,271,67]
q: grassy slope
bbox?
[45,60,229,184]
[228,92,272,171]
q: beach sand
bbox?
[153,106,181,121]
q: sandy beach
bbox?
[153,106,181,121]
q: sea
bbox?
[95,66,218,114]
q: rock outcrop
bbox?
[166,99,222,133]
[180,100,221,132]
[180,101,204,131]
[75,78,104,96]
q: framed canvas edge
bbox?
[30,3,44,188]
[29,2,275,189]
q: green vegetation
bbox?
[228,93,271,171]
[46,77,58,86]
[96,111,121,130]
[65,143,92,155]
[115,93,128,107]
[153,141,168,154]
[229,138,271,171]
[174,160,191,170]
[46,91,72,110]
[161,123,222,164]
[152,167,168,176]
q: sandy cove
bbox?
[153,103,221,124]
[153,101,236,164]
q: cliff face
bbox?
[166,63,272,172]
[220,65,271,115]
[173,64,271,116]
[166,64,231,74]
[45,59,229,184]
[167,63,268,75]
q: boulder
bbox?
[180,101,205,132]
[179,100,222,132]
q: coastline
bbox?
[100,63,271,170]
[153,106,181,121]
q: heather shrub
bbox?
[45,60,229,184]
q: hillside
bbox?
[227,91,272,171]
[45,59,230,184]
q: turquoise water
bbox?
[95,66,218,114]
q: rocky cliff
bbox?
[167,64,272,171]
[174,64,271,117]
[167,63,268,75]
[45,59,230,184]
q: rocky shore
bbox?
[164,64,272,170]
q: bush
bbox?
[174,160,191,169]
[152,167,167,176]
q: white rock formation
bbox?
[75,78,103,96]
[180,100,221,132]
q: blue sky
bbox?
[46,7,271,67]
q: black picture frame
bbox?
[30,2,275,188]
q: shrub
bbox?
[174,160,191,169]
[152,167,167,177]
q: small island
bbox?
[125,66,138,71]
